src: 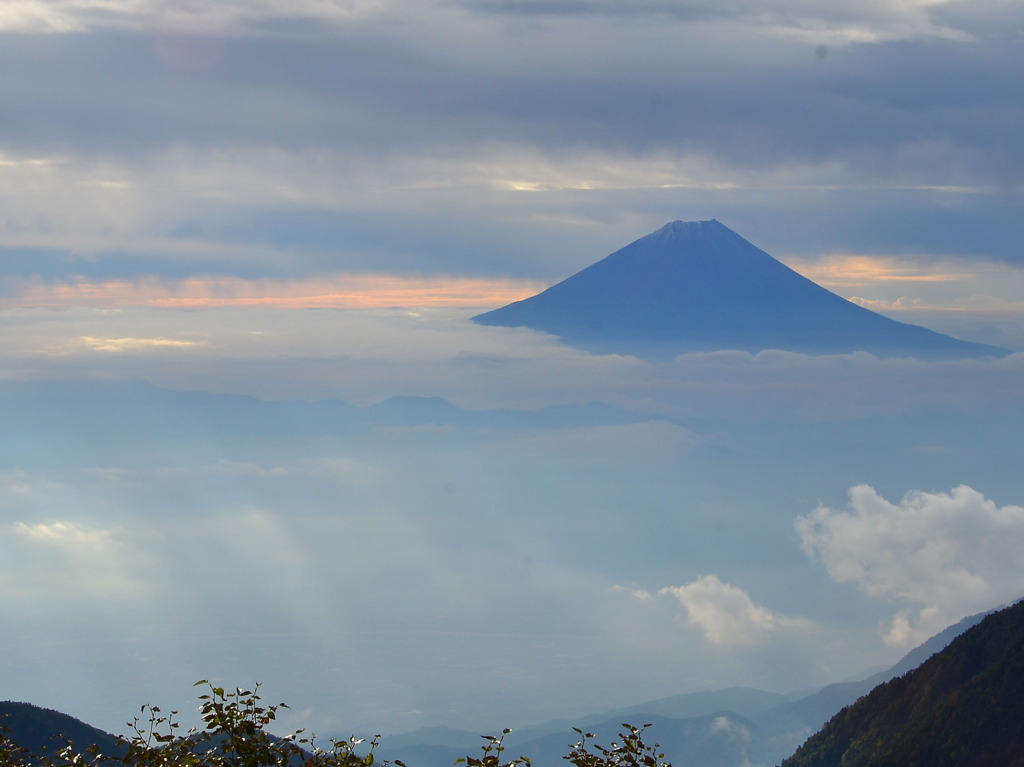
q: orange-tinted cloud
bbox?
[784,254,972,288]
[3,274,545,310]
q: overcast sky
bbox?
[2,0,1024,747]
[2,0,1024,292]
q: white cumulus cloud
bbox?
[658,574,812,647]
[796,484,1024,646]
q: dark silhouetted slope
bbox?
[0,701,122,757]
[473,220,1009,359]
[776,607,993,735]
[781,599,1024,767]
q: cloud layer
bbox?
[2,313,1023,734]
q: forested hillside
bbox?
[781,600,1024,767]
[0,702,121,758]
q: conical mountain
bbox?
[472,220,1009,359]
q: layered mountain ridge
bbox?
[473,220,1009,359]
[0,607,1000,767]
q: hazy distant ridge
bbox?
[368,610,995,767]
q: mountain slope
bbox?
[0,701,122,757]
[473,220,1008,359]
[780,599,1024,767]
[778,607,994,734]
